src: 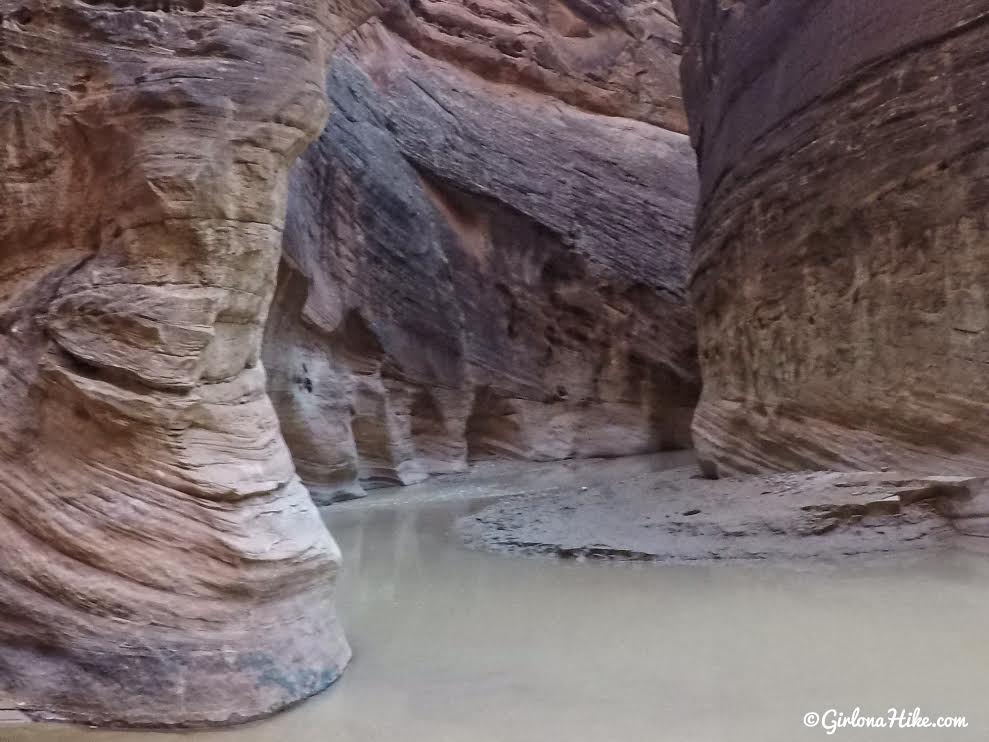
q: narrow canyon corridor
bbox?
[4,0,989,736]
[7,455,989,741]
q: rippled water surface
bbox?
[8,457,989,741]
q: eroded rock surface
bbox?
[675,0,989,476]
[264,1,699,502]
[0,0,380,726]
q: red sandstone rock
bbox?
[264,3,700,501]
[675,0,989,477]
[0,0,381,726]
[0,0,698,723]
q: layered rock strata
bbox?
[265,0,700,502]
[675,0,989,477]
[0,0,379,726]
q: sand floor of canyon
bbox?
[6,453,989,741]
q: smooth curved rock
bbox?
[0,0,379,726]
[264,2,700,502]
[675,0,989,477]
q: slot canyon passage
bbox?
[3,0,989,740]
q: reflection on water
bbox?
[7,493,989,741]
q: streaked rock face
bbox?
[264,1,700,502]
[0,0,379,726]
[676,0,989,477]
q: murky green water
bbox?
[7,457,989,741]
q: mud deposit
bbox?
[6,455,989,741]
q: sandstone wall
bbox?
[0,0,380,725]
[265,0,700,502]
[676,0,989,477]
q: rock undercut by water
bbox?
[263,0,700,502]
[0,0,382,726]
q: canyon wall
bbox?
[0,0,380,726]
[676,0,989,477]
[264,0,700,502]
